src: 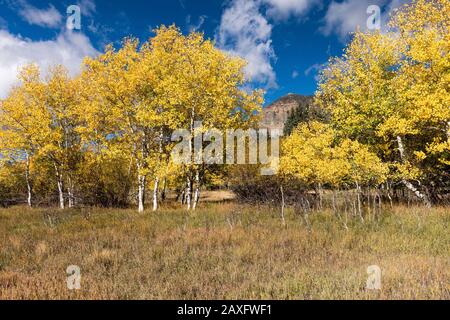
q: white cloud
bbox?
[216,0,320,89]
[0,29,99,98]
[263,0,321,20]
[385,0,411,16]
[78,0,96,17]
[292,70,299,79]
[217,0,277,88]
[321,0,410,40]
[18,3,63,28]
[304,62,326,81]
[187,14,207,32]
[15,0,96,28]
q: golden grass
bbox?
[0,203,448,299]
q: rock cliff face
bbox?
[259,94,313,132]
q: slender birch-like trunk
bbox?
[397,135,431,207]
[25,152,32,207]
[138,174,146,213]
[53,164,65,209]
[57,179,64,209]
[152,177,159,212]
[152,128,164,212]
[186,103,196,211]
[186,176,192,210]
[401,179,432,208]
[192,170,200,210]
[57,176,64,209]
[193,187,200,210]
[67,176,74,208]
[397,136,405,160]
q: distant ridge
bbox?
[260,94,313,132]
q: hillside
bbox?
[260,94,313,132]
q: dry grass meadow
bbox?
[0,202,449,300]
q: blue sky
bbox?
[0,0,409,104]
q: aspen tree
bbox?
[316,0,449,205]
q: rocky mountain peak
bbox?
[259,94,313,132]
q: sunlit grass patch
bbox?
[0,204,448,299]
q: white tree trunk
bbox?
[401,180,432,208]
[67,177,74,208]
[53,164,65,209]
[153,127,164,212]
[397,136,405,160]
[138,174,146,213]
[397,136,431,207]
[152,177,159,212]
[192,171,200,210]
[193,187,200,210]
[25,153,32,207]
[186,105,196,211]
[186,176,192,210]
[57,177,65,209]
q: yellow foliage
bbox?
[316,0,449,184]
[280,122,388,188]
